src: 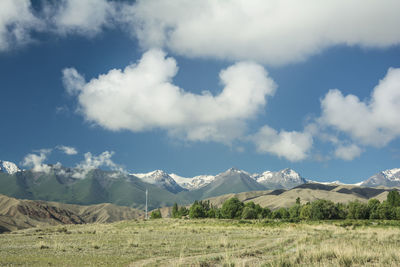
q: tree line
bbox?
[161,190,400,220]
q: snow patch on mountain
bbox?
[0,160,21,175]
[252,168,307,189]
[361,168,400,187]
[132,170,185,193]
[170,173,215,190]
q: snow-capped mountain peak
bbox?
[253,168,306,189]
[132,170,185,193]
[223,167,251,176]
[0,160,21,175]
[381,168,400,181]
[170,173,216,190]
[361,168,400,187]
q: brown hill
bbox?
[204,183,398,210]
[0,194,144,233]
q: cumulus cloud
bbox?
[319,68,400,147]
[73,151,125,178]
[51,0,116,36]
[22,149,52,173]
[3,1,400,63]
[57,145,78,155]
[334,144,363,161]
[63,49,276,143]
[250,125,313,161]
[0,0,42,51]
[127,0,400,65]
[0,0,118,51]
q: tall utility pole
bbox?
[145,188,148,220]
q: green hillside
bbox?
[0,169,185,210]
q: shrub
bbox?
[347,201,369,219]
[189,201,206,218]
[272,208,289,219]
[242,207,257,219]
[220,198,244,219]
[289,204,301,219]
[310,199,339,220]
[150,209,162,219]
[300,204,312,220]
[377,201,395,220]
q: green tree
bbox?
[189,201,206,218]
[261,207,272,219]
[242,206,257,219]
[296,197,301,205]
[394,207,400,220]
[310,199,338,220]
[150,209,162,219]
[300,204,312,220]
[335,203,348,219]
[289,204,301,219]
[207,207,218,218]
[387,191,400,207]
[347,201,369,219]
[178,206,189,217]
[220,197,244,219]
[377,201,395,219]
[272,208,289,219]
[367,199,381,219]
[172,203,179,218]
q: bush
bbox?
[347,201,369,219]
[150,209,162,219]
[272,208,289,219]
[189,201,206,218]
[289,204,301,219]
[242,207,257,219]
[261,207,272,219]
[300,204,312,220]
[368,199,380,219]
[220,198,244,219]
[310,199,339,220]
[377,201,395,220]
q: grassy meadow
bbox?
[1,219,400,266]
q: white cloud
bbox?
[3,1,400,63]
[22,149,52,173]
[62,68,86,95]
[250,125,313,161]
[73,151,125,178]
[63,49,276,143]
[334,144,363,161]
[0,0,118,51]
[319,68,400,147]
[51,0,116,36]
[0,0,42,51]
[127,0,400,65]
[57,145,78,155]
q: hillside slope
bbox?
[179,168,266,201]
[0,194,144,233]
[0,169,184,210]
[203,183,397,210]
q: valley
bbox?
[1,219,400,266]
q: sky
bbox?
[1,0,400,183]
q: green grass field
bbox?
[1,219,400,266]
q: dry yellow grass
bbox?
[1,219,400,266]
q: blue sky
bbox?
[1,0,400,183]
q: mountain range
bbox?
[1,159,399,211]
